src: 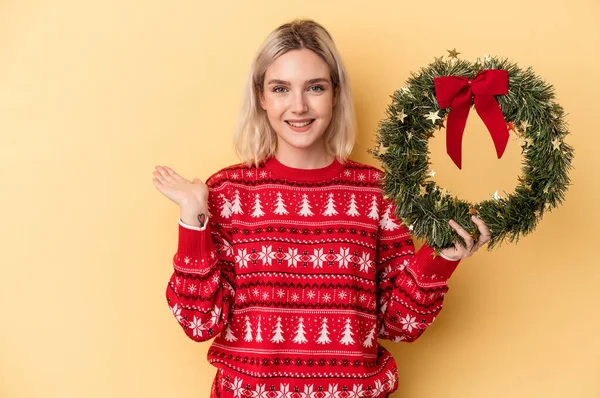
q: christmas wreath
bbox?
[371,50,573,250]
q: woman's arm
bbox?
[376,223,459,343]
[165,179,236,342]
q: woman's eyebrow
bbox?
[266,78,330,85]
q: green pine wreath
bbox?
[371,53,574,250]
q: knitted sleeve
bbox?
[165,176,235,342]
[375,198,460,343]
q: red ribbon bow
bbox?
[434,70,509,169]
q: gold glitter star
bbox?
[552,138,562,151]
[419,185,428,196]
[434,56,444,63]
[520,121,529,132]
[491,190,502,201]
[524,137,534,147]
[425,110,441,124]
[447,48,461,59]
[406,132,414,141]
[396,109,407,123]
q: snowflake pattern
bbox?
[172,165,444,395]
[189,316,206,337]
[220,373,397,398]
[400,314,419,333]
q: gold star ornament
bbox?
[425,110,441,124]
[396,109,407,123]
[552,138,562,151]
[447,48,461,59]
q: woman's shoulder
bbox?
[205,162,259,188]
[340,159,385,185]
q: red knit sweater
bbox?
[166,156,460,397]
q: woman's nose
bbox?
[291,92,309,113]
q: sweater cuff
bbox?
[179,217,209,231]
[408,244,460,286]
[175,222,216,268]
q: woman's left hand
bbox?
[439,216,491,261]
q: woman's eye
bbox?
[273,86,287,93]
[309,85,325,92]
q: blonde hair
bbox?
[234,19,357,167]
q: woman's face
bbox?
[259,49,338,160]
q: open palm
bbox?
[152,165,208,209]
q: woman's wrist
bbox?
[180,204,208,228]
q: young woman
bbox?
[152,19,489,397]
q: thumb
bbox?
[192,178,201,184]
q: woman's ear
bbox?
[333,85,341,107]
[257,86,266,110]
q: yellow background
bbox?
[1,0,598,397]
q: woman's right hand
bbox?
[152,165,208,211]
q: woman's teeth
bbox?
[287,120,313,127]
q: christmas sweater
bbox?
[166,156,460,397]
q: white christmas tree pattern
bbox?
[273,192,289,215]
[270,316,285,343]
[340,318,355,345]
[323,193,338,216]
[219,194,232,219]
[363,325,376,348]
[224,324,237,342]
[346,193,360,216]
[367,195,379,220]
[244,316,253,342]
[379,204,400,231]
[293,317,308,344]
[298,194,314,217]
[231,190,244,214]
[316,317,332,344]
[251,193,265,217]
[255,316,263,343]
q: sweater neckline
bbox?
[264,156,345,182]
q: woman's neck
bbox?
[274,147,334,169]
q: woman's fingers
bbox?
[154,165,186,184]
[449,219,474,251]
[162,165,184,181]
[471,216,491,249]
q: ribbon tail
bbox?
[446,103,471,170]
[446,91,472,170]
[475,96,509,159]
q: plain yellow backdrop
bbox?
[1,0,598,397]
